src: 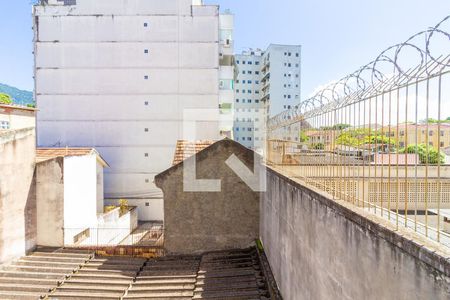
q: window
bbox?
[255,71,260,75]
[236,60,240,64]
[255,117,259,121]
[248,71,253,74]
[248,61,253,65]
[296,74,299,78]
[144,49,149,54]
[247,99,252,103]
[144,153,149,157]
[243,61,246,64]
[242,90,246,94]
[0,121,9,129]
[248,80,252,84]
[248,128,252,131]
[255,61,260,65]
[255,91,260,94]
[255,81,259,84]
[248,90,252,94]
[145,179,149,183]
[145,202,150,207]
[144,128,149,132]
[242,71,246,74]
[296,53,299,57]
[236,99,239,103]
[296,63,299,67]
[144,101,149,106]
[144,22,148,27]
[255,100,259,103]
[236,128,239,131]
[288,63,291,67]
[247,137,252,141]
[429,130,434,136]
[400,131,405,136]
[441,131,445,136]
[236,80,240,83]
[441,142,445,147]
[144,75,149,80]
[288,95,291,99]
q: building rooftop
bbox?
[172,140,216,166]
[36,147,109,166]
[0,103,37,113]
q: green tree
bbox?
[299,131,309,143]
[0,93,12,105]
[400,144,445,165]
[312,143,325,150]
[336,128,396,149]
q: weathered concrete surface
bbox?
[261,167,450,300]
[0,128,37,263]
[36,157,64,247]
[155,139,261,255]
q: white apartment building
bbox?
[218,11,235,138]
[261,44,302,117]
[233,44,302,151]
[233,49,265,154]
[33,0,226,221]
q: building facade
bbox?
[233,45,302,152]
[261,44,302,118]
[33,0,228,221]
[233,49,265,153]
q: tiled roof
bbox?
[36,147,109,166]
[172,140,215,166]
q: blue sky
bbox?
[1,1,449,97]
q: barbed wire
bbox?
[267,15,450,131]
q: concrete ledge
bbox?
[267,166,450,277]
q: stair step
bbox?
[4,265,77,273]
[62,279,131,287]
[0,276,58,285]
[192,289,263,299]
[77,269,137,276]
[0,291,45,300]
[0,283,52,293]
[139,270,197,277]
[129,284,195,292]
[31,251,91,258]
[123,296,192,300]
[70,273,135,280]
[133,278,196,285]
[55,286,125,295]
[123,290,194,297]
[194,281,260,292]
[0,270,65,280]
[21,255,89,263]
[48,292,121,299]
[14,260,82,268]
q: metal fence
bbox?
[265,16,450,247]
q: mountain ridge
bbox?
[0,83,34,106]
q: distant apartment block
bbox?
[233,45,301,152]
[233,49,265,153]
[218,11,235,138]
[33,0,227,221]
[261,44,302,117]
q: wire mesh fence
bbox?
[265,16,450,248]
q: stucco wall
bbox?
[36,157,64,247]
[155,140,260,254]
[261,167,450,300]
[0,128,36,263]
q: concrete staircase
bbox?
[0,247,272,300]
[47,256,146,299]
[0,248,93,300]
[193,248,270,299]
[123,256,201,299]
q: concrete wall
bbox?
[64,155,100,237]
[36,157,64,247]
[0,128,36,263]
[261,167,450,300]
[0,107,36,130]
[34,0,222,221]
[155,139,260,254]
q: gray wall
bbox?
[36,157,64,247]
[0,128,37,263]
[156,140,260,255]
[261,168,450,300]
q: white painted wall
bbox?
[35,0,222,221]
[63,155,99,245]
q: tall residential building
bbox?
[233,49,265,154]
[33,0,227,221]
[261,44,302,117]
[233,44,302,151]
[218,11,235,138]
